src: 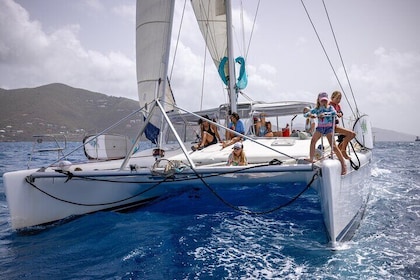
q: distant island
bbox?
[372,127,417,142]
[0,83,417,142]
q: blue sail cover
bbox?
[235,56,247,89]
[143,115,160,144]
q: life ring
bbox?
[353,114,374,149]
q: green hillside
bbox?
[0,83,142,142]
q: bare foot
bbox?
[221,140,230,148]
[341,165,347,175]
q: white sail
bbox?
[190,0,228,76]
[136,0,176,143]
[191,0,245,112]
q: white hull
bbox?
[3,137,372,246]
[319,151,372,245]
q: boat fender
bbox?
[58,160,72,171]
[314,144,324,159]
[352,114,373,149]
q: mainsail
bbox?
[190,0,228,79]
[191,0,247,112]
[136,0,176,143]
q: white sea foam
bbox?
[371,167,392,177]
[122,248,145,262]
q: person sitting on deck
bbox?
[222,112,245,148]
[254,114,273,137]
[329,91,356,159]
[268,122,289,137]
[191,115,221,151]
[264,121,275,137]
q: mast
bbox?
[225,0,237,113]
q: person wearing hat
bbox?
[226,142,247,166]
[304,92,347,175]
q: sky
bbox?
[1,0,420,136]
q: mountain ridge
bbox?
[0,83,142,141]
[0,83,417,142]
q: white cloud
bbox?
[85,0,104,12]
[258,64,277,76]
[0,0,137,99]
[113,3,136,24]
[296,36,307,47]
[343,47,420,134]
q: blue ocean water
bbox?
[0,141,418,279]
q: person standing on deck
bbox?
[305,92,347,175]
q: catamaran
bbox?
[3,0,373,248]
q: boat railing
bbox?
[27,134,67,169]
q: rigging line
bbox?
[194,167,319,215]
[199,0,212,111]
[300,0,356,117]
[245,0,260,59]
[169,0,187,80]
[44,105,146,169]
[240,0,246,56]
[322,0,359,117]
[200,37,208,111]
[196,1,221,62]
[195,1,227,103]
[238,90,254,102]
[25,174,171,207]
[348,141,361,170]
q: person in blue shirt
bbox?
[222,112,245,148]
[304,92,347,175]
